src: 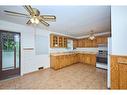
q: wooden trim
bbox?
[14,47,16,69]
[23,48,34,50]
[0,48,2,72]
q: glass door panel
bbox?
[1,32,15,70]
[0,31,20,80]
[15,34,20,68]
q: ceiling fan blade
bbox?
[26,20,31,25]
[5,13,30,18]
[40,15,56,21]
[4,10,29,17]
[40,20,50,27]
[23,5,34,15]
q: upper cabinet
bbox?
[73,40,78,48]
[50,34,67,48]
[74,35,109,48]
[76,38,97,48]
[96,36,107,44]
[50,34,109,48]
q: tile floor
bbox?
[0,63,107,89]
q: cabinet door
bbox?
[97,36,107,44]
[50,56,55,68]
[63,55,67,67]
[66,55,70,66]
[91,39,97,47]
[78,54,82,63]
[103,37,107,44]
[59,36,63,48]
[82,54,86,64]
[82,39,85,47]
[90,54,96,65]
[55,56,60,69]
[63,37,67,48]
[59,55,64,68]
[73,40,78,48]
[74,54,78,63]
[119,64,127,89]
[97,37,102,44]
[50,35,59,48]
[85,54,91,64]
[78,40,82,47]
[86,39,90,47]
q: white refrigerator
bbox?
[107,37,112,88]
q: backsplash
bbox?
[50,47,98,53]
[74,48,98,53]
[50,48,73,53]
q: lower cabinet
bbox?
[78,54,96,65]
[50,53,96,70]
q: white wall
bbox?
[0,20,50,75]
[111,6,127,56]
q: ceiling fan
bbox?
[4,5,56,27]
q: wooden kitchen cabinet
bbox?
[91,39,97,47]
[78,53,96,65]
[63,37,67,48]
[50,55,60,69]
[50,53,96,70]
[96,36,107,44]
[77,38,97,48]
[78,39,83,47]
[75,53,96,65]
[50,34,67,48]
[73,40,78,48]
[50,34,59,48]
[85,54,91,64]
[50,54,77,70]
[75,35,109,48]
[89,54,96,65]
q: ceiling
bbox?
[0,6,111,37]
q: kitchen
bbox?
[50,32,111,88]
[50,33,110,68]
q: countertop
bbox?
[50,51,97,56]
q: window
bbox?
[35,35,49,55]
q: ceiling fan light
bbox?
[89,35,95,40]
[88,30,95,40]
[30,18,35,23]
[35,18,39,24]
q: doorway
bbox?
[0,30,20,80]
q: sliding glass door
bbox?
[0,30,20,80]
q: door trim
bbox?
[0,30,21,80]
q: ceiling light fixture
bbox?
[88,30,95,40]
[30,16,39,24]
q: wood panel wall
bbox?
[111,55,127,89]
[110,55,119,89]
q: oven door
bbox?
[96,56,107,63]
